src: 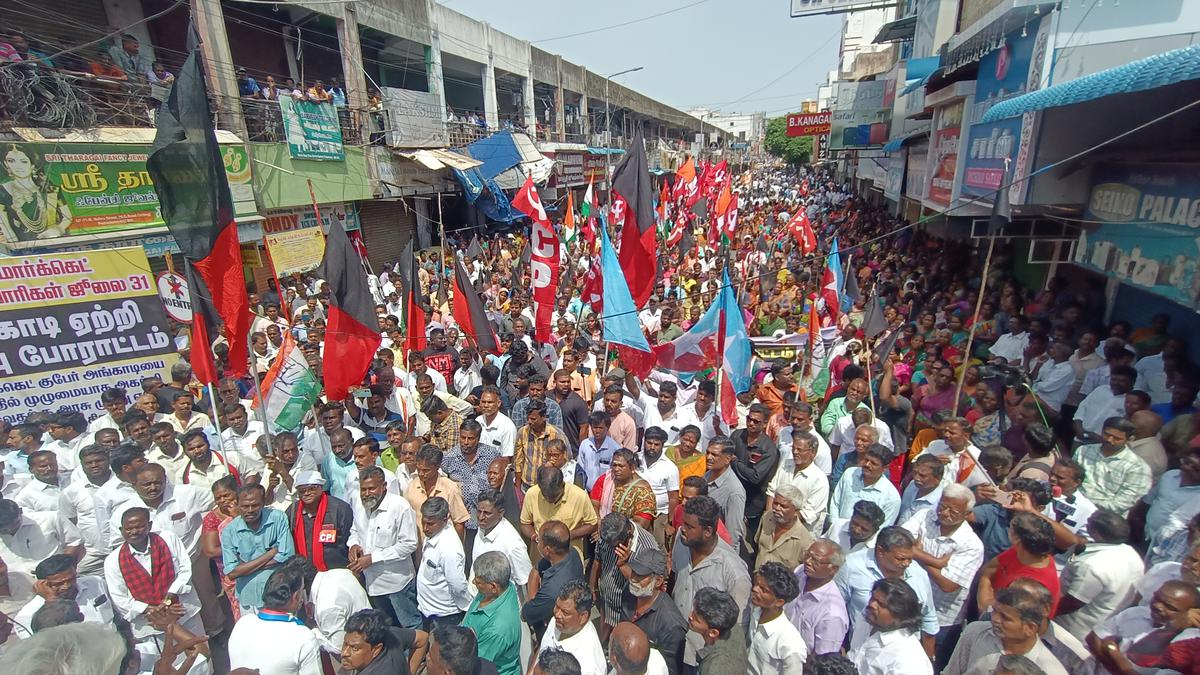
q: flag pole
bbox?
[437,192,448,319]
[206,381,225,450]
[247,331,273,442]
[953,234,996,416]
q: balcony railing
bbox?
[0,63,159,130]
[240,97,363,146]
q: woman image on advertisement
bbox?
[0,145,72,241]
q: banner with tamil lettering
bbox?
[0,247,178,423]
[0,143,255,243]
[278,98,345,161]
[265,227,326,275]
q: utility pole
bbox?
[604,66,643,202]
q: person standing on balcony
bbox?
[328,77,347,107]
[308,80,333,104]
[236,67,260,98]
[108,34,149,84]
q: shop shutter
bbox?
[357,200,415,274]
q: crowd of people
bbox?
[1,161,1198,675]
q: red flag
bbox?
[710,183,734,246]
[402,239,426,357]
[147,36,250,382]
[581,264,603,314]
[787,209,818,255]
[611,128,657,307]
[452,257,498,353]
[512,174,550,225]
[821,261,841,326]
[530,219,560,343]
[673,157,698,205]
[319,221,383,400]
[657,180,670,228]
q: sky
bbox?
[436,0,843,117]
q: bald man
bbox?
[609,622,670,675]
[1087,580,1200,674]
[1129,410,1168,480]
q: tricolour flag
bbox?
[562,189,578,244]
[147,31,251,383]
[254,332,321,433]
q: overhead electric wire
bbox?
[531,1,710,44]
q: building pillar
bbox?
[482,24,500,130]
[554,56,566,142]
[425,0,448,124]
[523,71,537,133]
[580,94,589,138]
[191,0,246,136]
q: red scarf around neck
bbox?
[293,492,329,571]
[117,533,175,605]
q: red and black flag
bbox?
[611,127,657,308]
[318,221,382,400]
[147,31,250,384]
[401,238,427,357]
[452,257,498,353]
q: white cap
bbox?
[294,470,324,487]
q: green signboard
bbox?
[0,143,255,244]
[279,98,345,161]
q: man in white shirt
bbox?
[104,505,203,673]
[88,386,131,435]
[0,497,83,599]
[849,578,933,675]
[471,489,532,597]
[60,443,122,575]
[679,380,727,451]
[45,410,91,480]
[1032,341,1075,414]
[640,428,681,549]
[304,563,371,654]
[220,404,266,476]
[537,580,607,675]
[776,402,833,475]
[477,386,517,459]
[829,408,894,460]
[301,404,366,467]
[227,557,323,675]
[15,450,64,514]
[747,561,808,674]
[901,484,985,664]
[348,466,421,629]
[175,429,255,489]
[116,463,213,560]
[630,377,699,448]
[13,552,114,639]
[146,422,191,477]
[987,316,1029,365]
[1054,510,1145,641]
[416,496,471,626]
[766,431,829,532]
[609,621,672,675]
[1073,365,1136,444]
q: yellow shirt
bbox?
[519,483,598,560]
[404,475,470,525]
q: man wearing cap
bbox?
[236,67,260,97]
[621,544,688,675]
[286,471,353,571]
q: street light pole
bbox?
[604,66,644,203]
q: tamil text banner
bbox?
[279,98,346,161]
[0,247,178,423]
[266,227,326,275]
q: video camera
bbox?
[977,362,1026,388]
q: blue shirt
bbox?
[510,396,563,431]
[1151,402,1198,425]
[829,467,901,526]
[971,503,1013,561]
[321,452,358,503]
[576,435,622,489]
[834,547,940,637]
[221,508,295,609]
[898,483,943,524]
[238,76,260,97]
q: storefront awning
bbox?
[396,149,481,171]
[982,42,1200,123]
[881,130,928,153]
[874,15,917,44]
[901,66,943,97]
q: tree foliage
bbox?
[764,116,814,165]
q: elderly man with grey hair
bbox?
[462,550,521,675]
[901,481,986,666]
[766,430,829,532]
[785,538,850,655]
[755,483,815,571]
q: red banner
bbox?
[530,219,560,343]
[786,111,832,137]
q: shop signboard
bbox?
[790,0,901,17]
[906,144,928,201]
[380,87,450,149]
[0,144,255,244]
[278,98,345,161]
[265,227,326,276]
[583,153,607,182]
[1076,163,1200,311]
[263,203,361,235]
[554,151,586,187]
[0,246,178,423]
[786,111,832,137]
[885,151,906,202]
[962,16,1050,202]
[927,101,964,206]
[829,81,895,151]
